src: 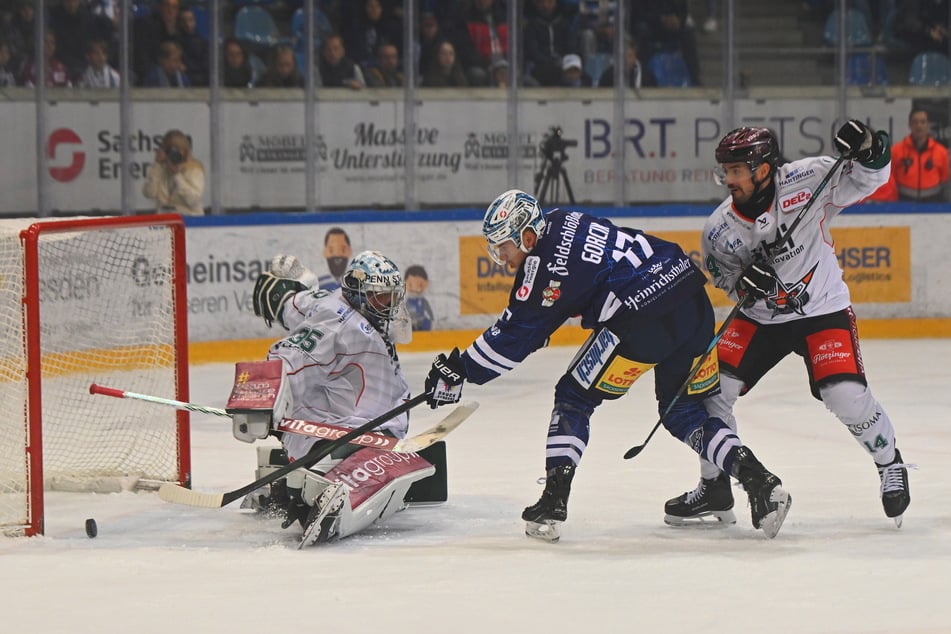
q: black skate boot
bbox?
[522,465,575,543]
[731,446,791,539]
[664,472,736,527]
[877,449,913,528]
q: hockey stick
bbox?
[90,382,453,453]
[157,393,470,509]
[89,383,231,418]
[622,155,846,460]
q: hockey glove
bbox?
[252,272,307,329]
[425,348,466,409]
[268,254,319,289]
[833,119,886,165]
[735,261,778,305]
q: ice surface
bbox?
[2,340,949,633]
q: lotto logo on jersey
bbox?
[780,188,811,211]
[595,356,655,396]
[686,350,719,395]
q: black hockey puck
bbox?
[85,518,98,538]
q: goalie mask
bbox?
[341,251,406,331]
[482,189,546,265]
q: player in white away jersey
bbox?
[665,123,914,528]
[243,251,433,546]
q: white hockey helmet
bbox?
[341,251,406,330]
[482,189,546,265]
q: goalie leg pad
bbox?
[320,448,435,541]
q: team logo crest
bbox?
[541,281,562,307]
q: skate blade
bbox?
[298,483,347,549]
[525,520,561,543]
[758,489,792,539]
[894,514,903,529]
[664,509,737,528]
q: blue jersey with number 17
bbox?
[461,209,707,385]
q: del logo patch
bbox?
[541,281,562,307]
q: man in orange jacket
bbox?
[870,107,949,202]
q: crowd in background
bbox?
[0,0,946,90]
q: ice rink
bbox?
[3,339,950,633]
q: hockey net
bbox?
[0,215,190,536]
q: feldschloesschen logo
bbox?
[47,128,85,182]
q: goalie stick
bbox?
[158,398,478,508]
[89,383,460,453]
[622,155,846,460]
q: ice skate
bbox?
[299,482,347,549]
[877,449,914,528]
[522,465,574,543]
[731,446,791,539]
[664,472,737,527]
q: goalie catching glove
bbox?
[425,348,465,409]
[252,254,318,329]
[735,261,778,306]
[833,119,888,167]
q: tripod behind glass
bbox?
[533,150,576,207]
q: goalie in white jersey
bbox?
[238,251,434,546]
[665,122,914,528]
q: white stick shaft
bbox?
[89,383,230,417]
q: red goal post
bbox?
[0,215,190,537]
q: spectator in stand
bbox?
[416,10,446,77]
[523,0,575,87]
[577,0,617,62]
[318,34,365,89]
[222,37,254,88]
[178,6,207,87]
[142,40,189,87]
[702,0,719,33]
[488,55,508,87]
[0,39,17,86]
[78,38,120,88]
[48,0,113,83]
[4,0,35,75]
[421,39,468,87]
[893,0,949,54]
[869,107,949,202]
[260,44,305,88]
[143,129,205,216]
[598,36,656,88]
[343,0,402,70]
[560,53,592,86]
[22,31,72,87]
[462,0,508,86]
[633,0,701,86]
[133,0,184,85]
[364,42,404,87]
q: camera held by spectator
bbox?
[142,129,206,215]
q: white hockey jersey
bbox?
[268,288,411,461]
[702,155,889,323]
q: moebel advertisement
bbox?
[4,96,912,213]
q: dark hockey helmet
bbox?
[341,251,405,330]
[715,127,781,169]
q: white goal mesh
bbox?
[0,216,189,536]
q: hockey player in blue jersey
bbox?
[425,189,792,541]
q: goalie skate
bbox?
[525,520,562,543]
[298,482,347,549]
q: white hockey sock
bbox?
[820,381,897,464]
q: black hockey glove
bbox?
[252,272,307,329]
[425,348,466,409]
[833,119,886,165]
[735,262,778,305]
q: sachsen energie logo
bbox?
[47,128,85,182]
